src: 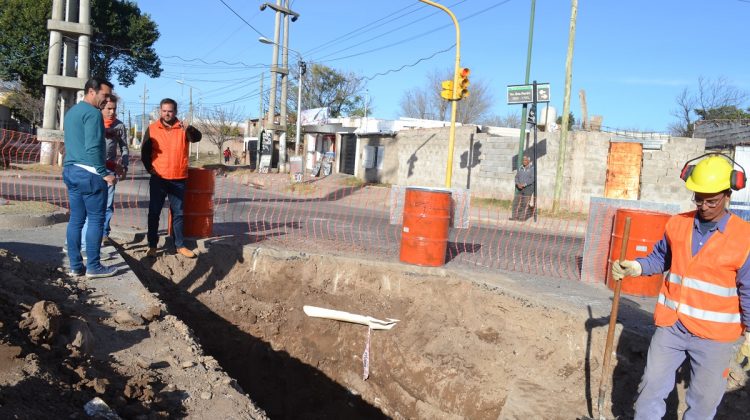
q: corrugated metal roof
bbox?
[695,120,750,149]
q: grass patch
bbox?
[0,199,60,215]
[339,176,391,189]
[284,182,318,195]
[4,163,63,174]
[473,197,512,210]
[340,176,366,188]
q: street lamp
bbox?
[258,36,306,157]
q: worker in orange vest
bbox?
[141,98,202,259]
[613,154,750,419]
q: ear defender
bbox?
[731,170,746,191]
[680,164,695,182]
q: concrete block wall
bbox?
[357,135,399,185]
[394,126,477,188]
[640,136,705,211]
[373,125,704,212]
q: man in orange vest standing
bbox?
[141,98,202,259]
[613,154,750,419]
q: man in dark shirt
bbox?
[511,155,535,221]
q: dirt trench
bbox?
[120,240,750,419]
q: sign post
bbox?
[508,82,550,222]
[507,83,550,105]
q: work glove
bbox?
[736,331,750,371]
[611,260,642,281]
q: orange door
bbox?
[604,142,642,200]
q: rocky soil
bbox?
[0,248,265,419]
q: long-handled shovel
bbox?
[581,216,632,420]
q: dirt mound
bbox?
[0,248,265,419]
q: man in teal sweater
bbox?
[63,78,117,278]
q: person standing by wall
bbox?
[612,154,750,419]
[142,98,202,259]
[81,94,129,247]
[511,155,535,221]
[224,147,231,164]
[62,78,117,278]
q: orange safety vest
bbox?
[654,211,750,342]
[148,119,190,180]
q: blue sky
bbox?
[114,0,750,133]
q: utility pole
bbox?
[278,0,291,173]
[38,0,91,165]
[266,0,282,170]
[516,0,536,170]
[579,89,588,130]
[553,0,578,213]
[260,0,299,172]
[258,72,264,168]
[140,83,148,144]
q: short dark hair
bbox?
[84,78,113,93]
[160,98,178,111]
[107,94,119,104]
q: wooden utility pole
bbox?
[552,0,578,213]
[140,83,148,144]
[579,89,588,130]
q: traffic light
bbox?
[440,80,454,100]
[458,67,470,99]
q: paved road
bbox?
[1,162,585,279]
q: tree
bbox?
[0,0,162,97]
[399,67,493,124]
[194,106,244,164]
[669,77,748,137]
[481,111,522,128]
[303,63,367,118]
[4,84,44,127]
[556,112,575,130]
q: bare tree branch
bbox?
[194,105,244,163]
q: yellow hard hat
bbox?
[684,155,734,193]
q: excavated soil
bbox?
[0,248,265,419]
[120,240,750,419]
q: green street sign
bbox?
[507,83,551,104]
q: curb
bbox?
[0,210,69,229]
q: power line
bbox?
[363,44,455,81]
[319,0,513,64]
[216,0,267,38]
[303,2,426,57]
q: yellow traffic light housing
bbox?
[440,80,454,100]
[458,67,470,99]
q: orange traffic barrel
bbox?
[399,187,452,267]
[607,208,671,297]
[183,167,215,238]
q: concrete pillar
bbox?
[77,0,90,79]
[278,0,290,173]
[39,0,65,165]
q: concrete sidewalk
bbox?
[0,222,156,315]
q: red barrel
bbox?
[607,208,671,297]
[399,187,452,267]
[183,167,215,238]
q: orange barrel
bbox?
[607,208,671,297]
[399,187,452,267]
[183,167,215,238]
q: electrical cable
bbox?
[216,0,267,38]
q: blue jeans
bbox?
[63,165,107,271]
[81,176,116,247]
[634,321,737,420]
[148,175,186,249]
